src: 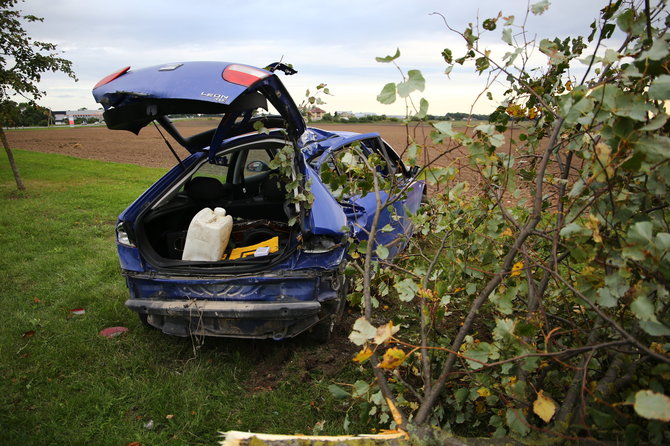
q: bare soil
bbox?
[6,120,498,198]
[5,120,465,169]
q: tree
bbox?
[0,0,76,190]
[332,1,670,443]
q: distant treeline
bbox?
[319,112,490,123]
[1,101,53,127]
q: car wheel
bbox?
[138,313,153,329]
[311,315,335,343]
[311,275,349,343]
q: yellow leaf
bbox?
[353,346,373,363]
[650,342,667,354]
[565,80,573,91]
[385,397,405,428]
[586,213,602,243]
[501,227,513,238]
[477,387,492,397]
[378,348,407,370]
[533,390,557,423]
[506,103,526,118]
[510,261,524,277]
[418,288,436,300]
[374,321,400,345]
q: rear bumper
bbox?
[126,298,330,340]
[122,264,346,339]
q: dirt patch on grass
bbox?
[241,312,359,392]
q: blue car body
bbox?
[93,61,424,341]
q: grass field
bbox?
[0,150,358,445]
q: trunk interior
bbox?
[138,173,294,265]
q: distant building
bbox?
[53,109,104,125]
[335,111,355,120]
[307,107,326,121]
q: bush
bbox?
[335,2,670,443]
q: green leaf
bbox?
[631,295,656,322]
[454,388,469,404]
[633,135,670,164]
[634,390,670,421]
[596,287,618,307]
[597,273,629,308]
[415,97,429,119]
[464,342,491,369]
[539,38,565,65]
[433,121,454,136]
[640,321,670,336]
[397,70,425,98]
[483,18,497,31]
[441,48,453,64]
[395,278,418,302]
[463,26,478,49]
[655,232,670,250]
[628,221,653,245]
[475,56,490,73]
[502,28,513,45]
[560,222,591,238]
[253,120,269,135]
[375,48,400,63]
[649,75,670,100]
[328,384,350,400]
[377,82,397,105]
[493,318,516,341]
[376,245,389,260]
[506,408,530,436]
[380,224,394,233]
[491,292,514,315]
[616,8,635,32]
[352,380,370,398]
[641,39,670,61]
[612,92,653,121]
[641,113,669,131]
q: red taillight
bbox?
[93,66,131,89]
[222,64,270,87]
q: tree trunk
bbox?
[0,125,26,191]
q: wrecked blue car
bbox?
[92,61,424,341]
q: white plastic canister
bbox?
[182,207,233,261]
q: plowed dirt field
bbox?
[5,121,459,169]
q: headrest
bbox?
[260,176,285,201]
[185,176,225,202]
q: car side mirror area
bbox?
[247,160,271,172]
[408,165,421,178]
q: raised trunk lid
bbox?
[92,61,306,152]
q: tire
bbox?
[138,313,153,329]
[310,275,349,343]
[311,314,335,343]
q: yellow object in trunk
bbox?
[224,237,279,260]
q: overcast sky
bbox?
[17,0,609,115]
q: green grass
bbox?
[0,150,358,445]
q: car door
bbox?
[315,135,424,259]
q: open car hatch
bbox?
[92,61,306,153]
